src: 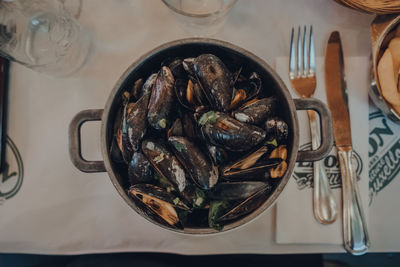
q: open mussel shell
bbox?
[233,96,278,125]
[221,145,282,180]
[168,136,219,190]
[182,57,196,76]
[130,195,182,229]
[168,58,186,80]
[208,181,270,201]
[216,186,271,222]
[129,184,190,211]
[128,152,153,185]
[194,54,233,111]
[175,79,207,111]
[141,139,189,194]
[198,111,266,152]
[230,71,262,109]
[129,184,188,228]
[269,145,288,179]
[131,78,144,101]
[148,66,175,130]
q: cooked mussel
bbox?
[229,72,262,109]
[131,78,144,101]
[175,79,206,111]
[168,58,186,79]
[233,96,278,125]
[208,181,270,201]
[148,66,175,130]
[221,145,282,180]
[182,57,196,76]
[168,136,219,190]
[128,152,153,185]
[124,93,151,152]
[129,184,189,227]
[263,117,289,142]
[129,184,190,210]
[142,139,188,194]
[269,145,288,179]
[122,74,157,153]
[198,111,266,152]
[207,145,228,166]
[194,54,233,111]
[216,186,270,222]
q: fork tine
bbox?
[289,27,296,79]
[309,25,315,76]
[303,25,308,76]
[297,26,302,77]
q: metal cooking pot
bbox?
[68,38,333,234]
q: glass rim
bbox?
[161,0,238,18]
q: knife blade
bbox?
[325,31,370,255]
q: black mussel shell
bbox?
[148,66,175,130]
[128,152,153,185]
[129,184,190,211]
[182,113,197,140]
[129,184,187,228]
[168,136,219,190]
[208,145,228,166]
[233,96,278,125]
[131,78,144,101]
[194,54,233,111]
[182,57,196,76]
[168,118,183,138]
[125,92,151,152]
[141,139,189,194]
[168,58,186,79]
[198,111,266,152]
[208,181,270,201]
[216,187,270,222]
[263,117,289,142]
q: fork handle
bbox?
[307,110,337,224]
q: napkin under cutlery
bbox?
[274,56,370,245]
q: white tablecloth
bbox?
[3,0,400,254]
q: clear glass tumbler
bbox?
[0,0,90,76]
[162,0,238,36]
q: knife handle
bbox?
[338,149,370,255]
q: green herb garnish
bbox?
[265,138,278,147]
[172,142,186,152]
[208,200,229,231]
[199,111,217,126]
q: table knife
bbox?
[324,31,370,255]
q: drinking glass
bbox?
[162,0,238,36]
[0,0,90,76]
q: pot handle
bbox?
[294,98,334,162]
[68,109,106,173]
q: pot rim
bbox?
[101,38,299,235]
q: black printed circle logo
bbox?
[369,110,400,204]
[0,137,23,204]
[292,142,362,190]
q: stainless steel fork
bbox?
[289,26,337,224]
